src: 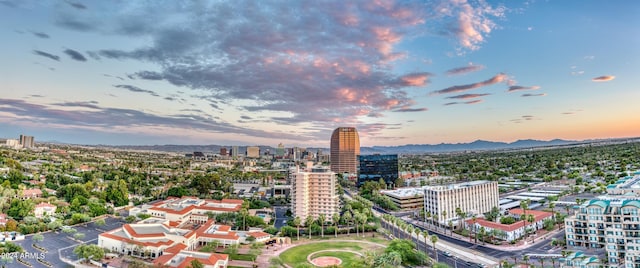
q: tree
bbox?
[240,208,248,231]
[188,259,204,268]
[32,233,44,244]
[305,216,314,239]
[430,235,439,263]
[318,214,326,238]
[520,199,529,239]
[293,217,301,241]
[95,218,106,227]
[73,244,105,262]
[342,211,352,237]
[422,230,429,260]
[455,207,465,230]
[332,213,340,238]
[7,199,34,221]
[527,214,536,242]
[105,179,129,206]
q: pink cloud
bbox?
[592,75,615,82]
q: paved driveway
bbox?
[12,216,124,268]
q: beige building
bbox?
[246,146,260,158]
[382,180,499,225]
[290,163,340,221]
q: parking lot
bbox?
[12,216,124,268]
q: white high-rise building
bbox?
[290,162,340,221]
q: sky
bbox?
[1,0,639,147]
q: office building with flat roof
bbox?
[358,154,398,187]
[330,127,360,174]
[381,180,499,225]
[290,162,340,221]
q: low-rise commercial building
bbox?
[464,209,553,242]
[130,197,243,225]
[99,218,236,266]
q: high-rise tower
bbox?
[330,127,360,174]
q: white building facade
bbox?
[290,163,340,221]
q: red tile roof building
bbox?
[465,208,553,242]
[130,197,243,225]
[98,219,237,265]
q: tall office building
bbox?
[246,146,260,158]
[565,196,640,267]
[290,162,340,221]
[330,127,360,174]
[276,143,285,157]
[231,146,239,158]
[358,154,398,187]
[19,135,34,148]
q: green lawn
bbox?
[230,253,256,261]
[279,241,384,266]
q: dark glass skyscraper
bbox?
[330,127,360,174]
[358,154,398,187]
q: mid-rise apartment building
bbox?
[290,163,340,221]
[381,180,499,225]
[565,196,640,268]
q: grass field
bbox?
[279,241,385,267]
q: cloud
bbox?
[584,55,595,60]
[445,64,485,76]
[521,93,546,97]
[433,0,506,50]
[446,93,490,99]
[0,98,307,141]
[31,31,50,39]
[432,73,507,95]
[592,75,615,82]
[113,84,159,97]
[393,107,428,112]
[444,99,483,105]
[507,85,540,92]
[33,50,60,61]
[465,99,483,105]
[63,49,87,61]
[240,115,252,120]
[396,72,432,87]
[66,1,87,9]
[44,0,507,139]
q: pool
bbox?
[256,214,267,218]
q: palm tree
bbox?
[305,216,314,239]
[520,199,529,240]
[430,234,439,263]
[479,227,486,245]
[523,255,530,267]
[527,214,536,242]
[332,213,340,238]
[426,211,432,230]
[423,230,429,259]
[293,217,301,241]
[432,213,438,232]
[359,212,368,237]
[539,257,546,268]
[442,210,447,229]
[342,211,352,237]
[456,207,464,230]
[448,220,454,236]
[472,215,478,243]
[353,211,361,237]
[318,214,326,238]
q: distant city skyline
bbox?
[1,1,639,147]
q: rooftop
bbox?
[381,180,494,198]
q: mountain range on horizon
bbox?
[69,137,640,155]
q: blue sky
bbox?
[1,0,638,147]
